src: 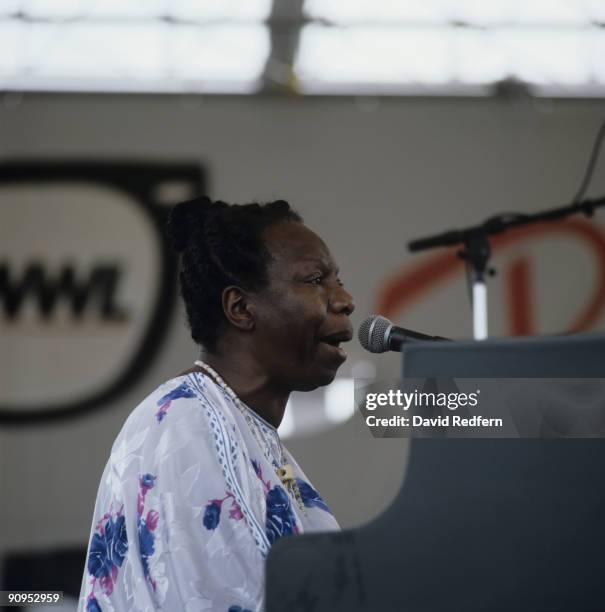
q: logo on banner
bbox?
[377,218,605,336]
[0,162,205,424]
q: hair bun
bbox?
[167,196,213,253]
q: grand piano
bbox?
[266,332,605,611]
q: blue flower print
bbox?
[160,381,196,403]
[138,520,155,558]
[202,492,243,531]
[87,532,113,579]
[86,509,129,598]
[136,474,159,591]
[86,596,102,612]
[140,473,156,490]
[155,382,196,422]
[111,514,128,566]
[249,458,299,543]
[203,500,222,530]
[87,515,128,579]
[295,478,332,513]
[265,485,298,544]
[138,516,156,579]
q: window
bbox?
[0,0,272,92]
[297,0,605,96]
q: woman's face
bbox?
[250,221,355,391]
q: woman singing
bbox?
[79,197,355,611]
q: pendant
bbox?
[277,463,295,484]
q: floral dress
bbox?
[78,371,339,612]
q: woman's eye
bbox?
[308,274,323,285]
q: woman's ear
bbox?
[221,286,255,331]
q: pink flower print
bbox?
[229,499,244,521]
[137,494,144,517]
[203,492,243,529]
[99,574,113,596]
[146,509,159,531]
[155,402,170,422]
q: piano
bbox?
[266,332,605,611]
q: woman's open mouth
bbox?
[318,330,353,362]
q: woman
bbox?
[78,197,355,612]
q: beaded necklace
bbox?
[193,360,306,514]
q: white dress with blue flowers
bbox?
[78,371,339,612]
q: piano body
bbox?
[266,333,605,611]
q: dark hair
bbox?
[167,196,302,352]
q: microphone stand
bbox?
[408,196,605,341]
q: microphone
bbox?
[358,315,450,353]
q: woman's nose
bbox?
[330,286,355,316]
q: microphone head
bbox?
[358,314,393,353]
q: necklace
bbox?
[193,360,307,515]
